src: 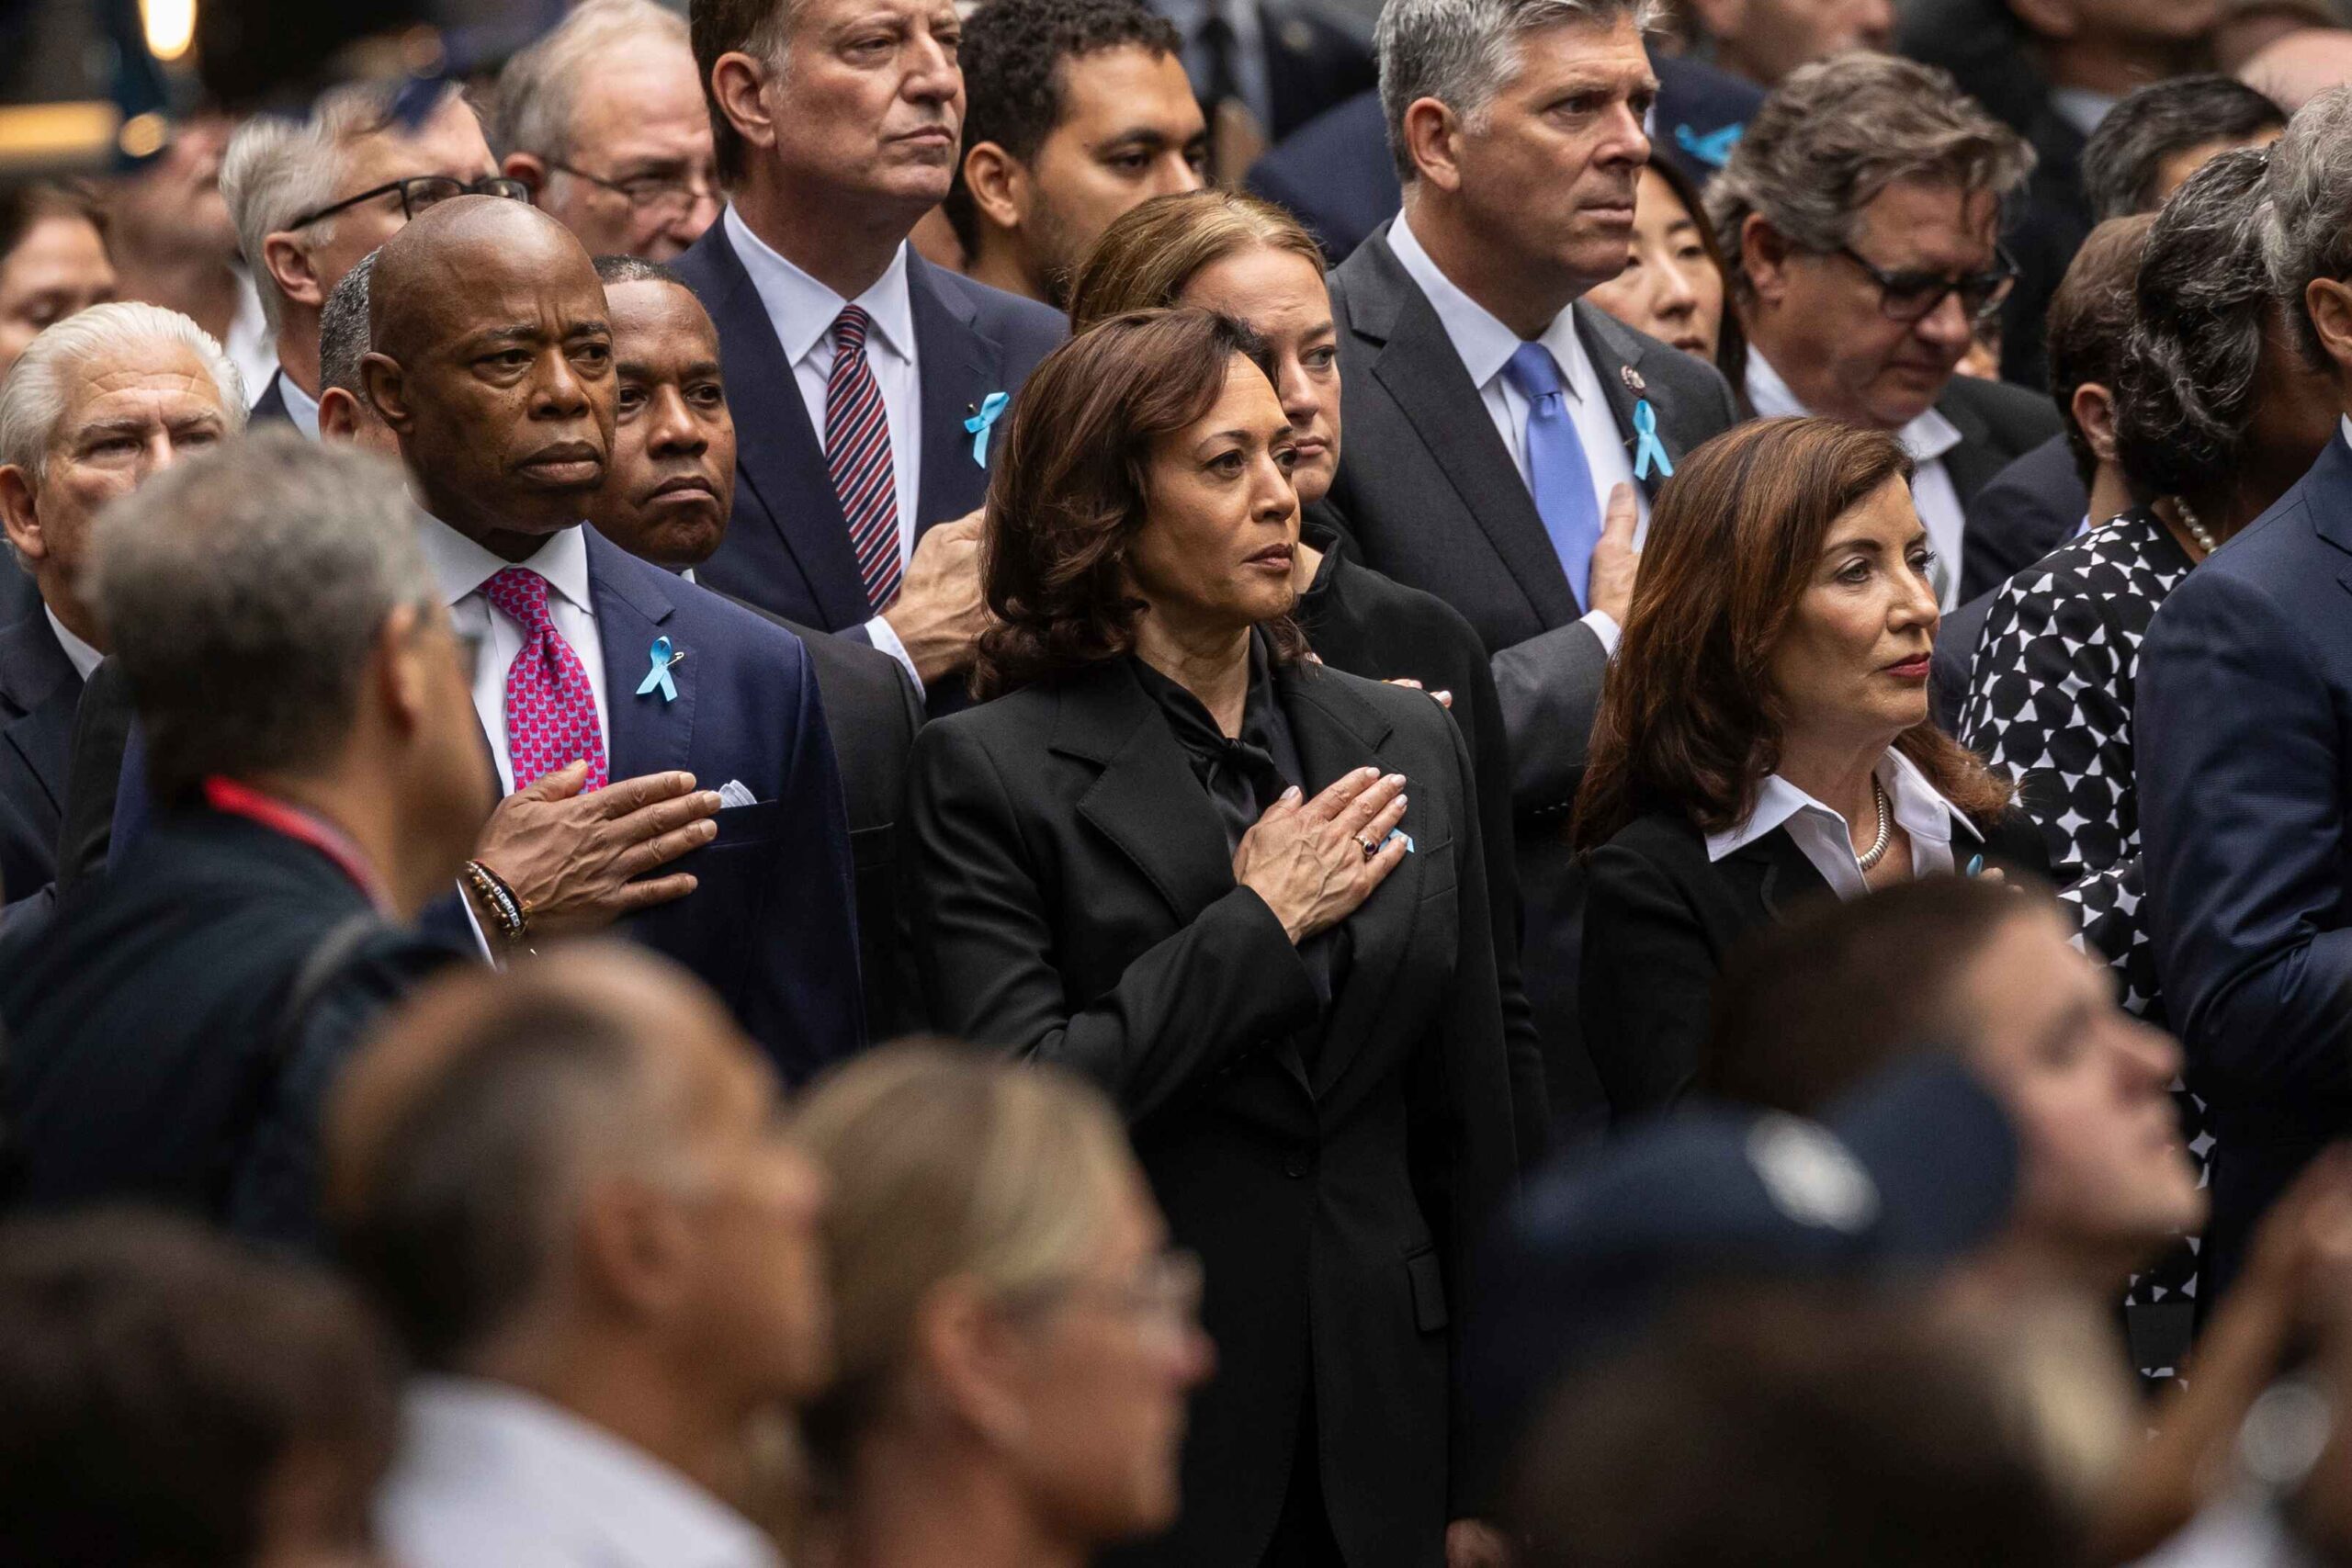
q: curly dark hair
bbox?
[974,308,1298,697]
[943,0,1182,255]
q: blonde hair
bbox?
[1066,188,1327,333]
[788,1043,1140,1463]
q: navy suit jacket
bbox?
[249,370,291,427]
[114,531,867,1084]
[2138,431,2352,1300]
[0,613,81,905]
[670,218,1064,661]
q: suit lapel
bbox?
[1932,381,2003,505]
[585,532,697,780]
[1577,304,1686,505]
[1718,828,1833,920]
[0,615,76,723]
[908,254,1002,536]
[685,222,873,627]
[1354,231,1583,626]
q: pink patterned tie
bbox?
[825,305,904,613]
[482,565,608,791]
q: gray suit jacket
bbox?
[1323,222,1741,1123]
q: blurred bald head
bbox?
[360,197,617,556]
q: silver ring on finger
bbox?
[1356,834,1379,861]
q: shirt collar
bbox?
[1704,748,1982,863]
[2047,86,2117,141]
[396,1377,779,1568]
[43,605,100,682]
[272,364,322,439]
[1745,348,1962,463]
[1389,211,1590,402]
[722,202,916,367]
[418,514,595,618]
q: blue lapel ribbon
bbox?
[636,637,679,703]
[1632,399,1674,482]
[1674,123,1744,169]
[966,391,1010,468]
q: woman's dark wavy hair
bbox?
[973,307,1300,696]
[1572,418,2011,852]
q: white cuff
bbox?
[456,877,505,969]
[1583,608,1623,657]
[863,614,925,698]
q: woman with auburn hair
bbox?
[906,308,1517,1568]
[789,1043,1214,1568]
[1573,416,2046,1120]
[1069,188,1546,1155]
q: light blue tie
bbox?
[1502,341,1602,610]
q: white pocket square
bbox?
[716,780,759,809]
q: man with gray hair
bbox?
[494,0,720,262]
[0,432,490,1243]
[220,81,514,434]
[1709,52,2058,608]
[1321,0,1738,1134]
[2135,84,2352,1310]
[0,301,243,907]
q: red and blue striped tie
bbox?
[825,305,903,614]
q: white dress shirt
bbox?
[223,268,276,412]
[2047,86,2118,141]
[1704,747,1984,901]
[1746,350,1968,610]
[262,361,322,439]
[418,517,608,795]
[42,606,99,682]
[379,1377,783,1568]
[721,203,923,689]
[1388,211,1645,649]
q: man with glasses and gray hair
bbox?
[220,81,520,435]
[1708,51,2057,611]
[494,0,722,263]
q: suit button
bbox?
[1283,1149,1313,1179]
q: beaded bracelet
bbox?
[461,858,529,944]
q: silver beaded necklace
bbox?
[2173,498,2219,557]
[1854,775,1894,872]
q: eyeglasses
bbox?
[1831,244,2019,325]
[548,161,721,222]
[1006,1250,1205,1339]
[287,174,532,231]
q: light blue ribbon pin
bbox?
[636,637,679,703]
[966,391,1010,468]
[1674,123,1744,170]
[1632,399,1674,482]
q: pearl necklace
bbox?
[1854,776,1894,872]
[2173,498,2218,557]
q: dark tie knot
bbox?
[832,305,872,357]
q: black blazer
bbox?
[249,369,292,427]
[1257,0,1377,141]
[1998,107,2094,391]
[670,218,1064,706]
[1581,799,2050,1122]
[1959,432,2088,603]
[0,613,82,905]
[907,655,1517,1568]
[1939,378,2068,592]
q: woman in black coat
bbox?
[905,310,1518,1568]
[1573,418,2048,1122]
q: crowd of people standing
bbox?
[9,0,2352,1562]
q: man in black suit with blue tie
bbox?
[2138,89,2352,1307]
[676,0,1065,709]
[1322,0,1740,1118]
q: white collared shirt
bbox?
[1704,748,1984,900]
[417,517,608,795]
[1388,210,1645,649]
[263,362,322,439]
[379,1377,783,1568]
[223,268,275,412]
[1746,350,1968,610]
[2047,86,2117,141]
[720,203,922,689]
[43,606,99,682]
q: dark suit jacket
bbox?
[1256,0,1376,141]
[0,807,463,1238]
[1581,801,2051,1121]
[1933,587,1998,738]
[1959,432,2088,602]
[908,656,1517,1568]
[0,614,79,904]
[1999,108,2093,391]
[2137,431,2352,1302]
[1940,373,2067,580]
[670,219,1064,706]
[1325,221,1740,1120]
[0,556,37,626]
[249,368,291,426]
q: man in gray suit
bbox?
[1324,0,1739,1118]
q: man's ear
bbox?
[317,387,362,446]
[574,1175,699,1325]
[260,229,325,313]
[375,602,431,736]
[503,151,548,201]
[910,1275,1033,1448]
[710,51,783,165]
[1739,213,1792,308]
[2306,276,2352,379]
[2004,0,2079,41]
[1401,96,1464,193]
[961,142,1027,234]
[0,466,42,567]
[361,351,415,437]
[2072,381,2120,465]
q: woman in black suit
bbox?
[1069,187,1545,1157]
[906,309,1516,1568]
[1573,417,2047,1122]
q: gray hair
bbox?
[1375,0,1657,184]
[494,0,693,168]
[85,432,432,796]
[2117,149,2278,516]
[1707,53,2033,299]
[220,81,461,336]
[0,301,245,480]
[2261,85,2352,368]
[319,250,378,400]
